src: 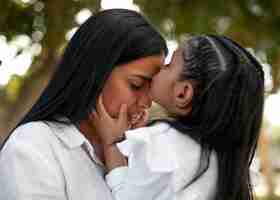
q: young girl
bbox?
[91,35,265,200]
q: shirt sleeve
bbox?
[105,124,176,200]
[0,125,66,200]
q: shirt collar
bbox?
[50,122,87,149]
[49,121,105,166]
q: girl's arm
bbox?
[90,95,149,173]
[90,96,129,172]
[102,144,127,172]
[91,96,174,200]
[104,126,175,200]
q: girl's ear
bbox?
[173,80,194,109]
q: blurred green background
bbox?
[1,0,280,199]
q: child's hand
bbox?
[90,95,129,146]
[130,109,149,129]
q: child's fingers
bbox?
[118,104,128,127]
[132,110,149,128]
[143,110,150,122]
[96,94,111,119]
[141,110,149,124]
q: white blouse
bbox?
[105,122,218,200]
[0,121,114,200]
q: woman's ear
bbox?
[173,80,193,109]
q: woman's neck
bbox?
[78,120,105,163]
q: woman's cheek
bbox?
[104,98,120,118]
[119,92,137,120]
[102,92,133,119]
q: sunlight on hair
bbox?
[75,9,92,25]
[101,0,140,11]
[264,92,280,126]
[65,27,78,41]
[0,35,39,86]
[165,40,178,65]
[246,48,273,92]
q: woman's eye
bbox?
[130,83,143,90]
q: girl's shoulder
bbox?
[124,122,201,152]
[118,122,203,172]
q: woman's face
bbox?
[101,54,165,123]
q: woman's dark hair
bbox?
[0,9,167,150]
[154,35,264,200]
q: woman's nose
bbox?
[138,93,152,109]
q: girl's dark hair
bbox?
[155,35,264,200]
[1,9,167,149]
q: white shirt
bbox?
[105,122,218,200]
[0,121,114,200]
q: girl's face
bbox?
[101,54,165,123]
[150,50,185,113]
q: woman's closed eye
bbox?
[128,75,152,91]
[130,83,144,90]
[129,79,145,90]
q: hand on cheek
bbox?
[90,95,130,146]
[130,110,149,129]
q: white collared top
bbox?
[105,122,218,200]
[0,121,114,200]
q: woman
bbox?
[0,9,167,200]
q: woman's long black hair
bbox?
[1,9,167,149]
[153,35,264,200]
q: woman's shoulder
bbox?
[15,120,53,132]
[1,121,63,155]
[12,121,55,141]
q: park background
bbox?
[0,0,280,199]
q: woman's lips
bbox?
[130,111,144,125]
